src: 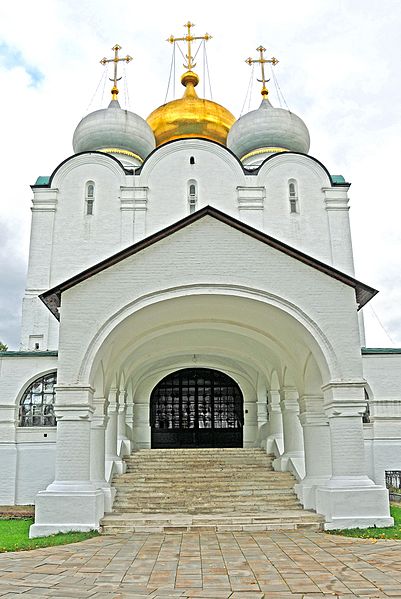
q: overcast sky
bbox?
[0,0,400,349]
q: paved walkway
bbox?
[0,531,400,598]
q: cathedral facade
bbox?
[0,37,400,537]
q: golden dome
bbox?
[147,71,236,147]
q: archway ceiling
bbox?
[92,294,329,394]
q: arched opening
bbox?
[18,371,57,427]
[150,367,244,448]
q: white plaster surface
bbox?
[0,129,399,535]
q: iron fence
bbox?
[386,471,401,502]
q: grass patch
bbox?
[328,504,401,539]
[0,518,99,552]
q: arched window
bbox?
[288,179,299,214]
[85,181,95,215]
[190,156,195,165]
[19,372,57,427]
[188,180,197,214]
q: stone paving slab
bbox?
[0,531,400,598]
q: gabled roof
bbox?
[40,205,377,320]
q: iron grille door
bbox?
[150,368,243,448]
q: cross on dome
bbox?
[245,45,279,98]
[167,21,212,73]
[100,44,133,101]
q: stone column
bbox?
[30,385,104,538]
[315,382,393,530]
[273,387,304,472]
[105,388,124,474]
[296,395,331,509]
[90,397,115,512]
[117,389,131,456]
[264,389,283,454]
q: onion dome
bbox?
[146,71,236,147]
[227,97,310,164]
[72,99,156,164]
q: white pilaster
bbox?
[323,186,355,276]
[117,389,131,456]
[273,387,304,471]
[90,397,115,512]
[243,400,257,447]
[30,385,104,538]
[105,388,125,474]
[120,187,135,247]
[263,389,283,454]
[315,382,393,530]
[296,396,331,509]
[132,187,148,241]
[21,189,58,350]
[236,186,265,229]
[132,401,151,448]
[0,404,17,504]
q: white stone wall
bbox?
[15,438,56,504]
[56,215,363,385]
[0,354,57,503]
[363,354,401,485]
[21,143,354,351]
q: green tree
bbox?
[0,341,8,351]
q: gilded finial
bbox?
[100,44,133,101]
[167,21,212,87]
[245,45,278,98]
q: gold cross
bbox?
[167,21,212,71]
[100,44,133,101]
[245,45,279,98]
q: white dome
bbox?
[72,99,156,162]
[227,98,310,163]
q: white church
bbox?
[0,28,400,537]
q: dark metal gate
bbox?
[150,368,244,448]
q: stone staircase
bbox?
[100,448,323,534]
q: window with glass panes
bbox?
[19,372,57,427]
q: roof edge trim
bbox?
[31,151,134,189]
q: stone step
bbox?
[127,461,273,472]
[102,448,321,535]
[101,510,323,534]
[115,479,293,487]
[112,505,301,513]
[114,487,295,496]
[126,457,272,468]
[113,497,300,507]
[127,454,274,464]
[110,506,301,515]
[117,468,292,480]
[113,481,293,495]
[129,447,274,457]
[117,488,294,503]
